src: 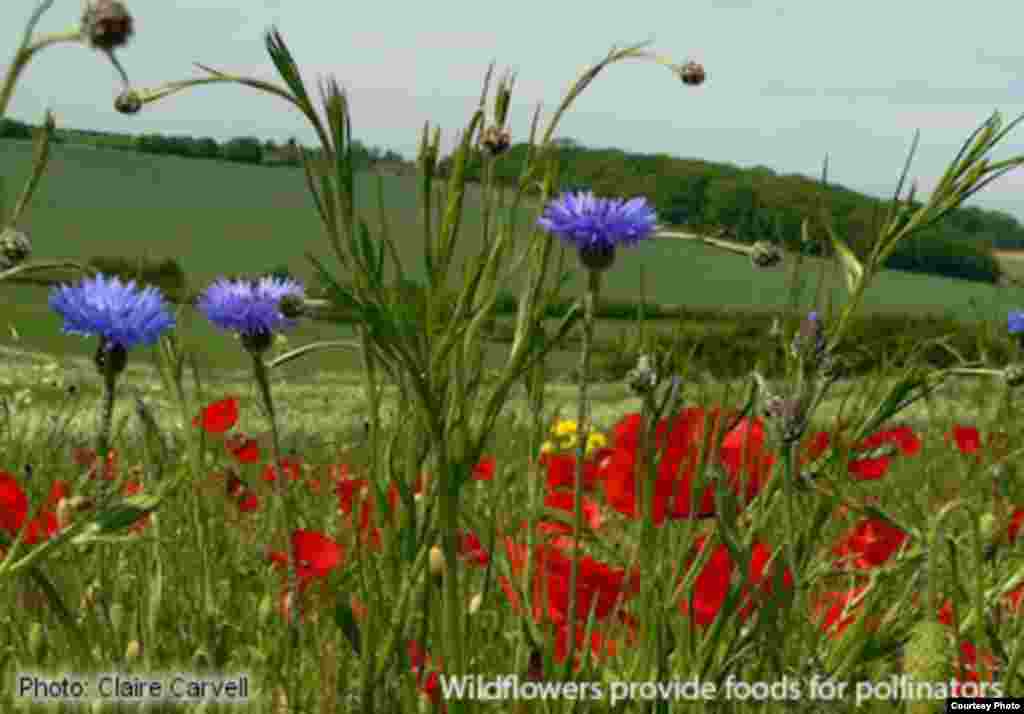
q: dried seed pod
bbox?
[81,0,134,51]
[0,227,31,271]
[480,125,511,156]
[429,545,446,578]
[679,61,706,86]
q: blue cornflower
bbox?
[1009,311,1024,335]
[537,190,658,270]
[197,275,305,346]
[48,273,175,351]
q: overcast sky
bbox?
[5,0,1024,222]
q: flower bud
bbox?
[278,294,305,320]
[429,545,446,578]
[1003,363,1024,388]
[626,354,658,395]
[468,592,484,615]
[81,0,134,51]
[0,227,31,271]
[125,639,142,662]
[750,241,782,269]
[109,602,126,635]
[679,61,706,86]
[114,90,142,115]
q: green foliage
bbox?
[439,140,1024,277]
[85,254,188,302]
[221,136,263,164]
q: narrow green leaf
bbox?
[825,223,864,294]
[334,593,362,655]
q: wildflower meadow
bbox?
[5,2,1024,713]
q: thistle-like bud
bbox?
[679,61,706,86]
[81,0,134,51]
[241,329,274,355]
[626,354,658,395]
[94,340,128,377]
[791,311,828,366]
[750,241,782,269]
[578,243,616,272]
[114,90,142,115]
[1003,363,1024,388]
[480,125,511,156]
[279,294,305,320]
[0,227,31,271]
[763,394,807,444]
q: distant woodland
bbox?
[4,116,1022,285]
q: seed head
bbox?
[480,125,511,156]
[679,61,706,86]
[114,90,142,115]
[81,0,134,51]
[0,227,31,271]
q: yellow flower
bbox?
[540,440,556,454]
[553,419,578,437]
[586,432,607,455]
[562,434,578,450]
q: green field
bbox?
[3,139,1024,372]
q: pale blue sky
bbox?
[5,0,1024,222]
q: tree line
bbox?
[5,114,1023,284]
[0,116,405,171]
[437,138,1024,284]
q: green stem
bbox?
[250,347,300,697]
[0,30,83,119]
[565,268,599,672]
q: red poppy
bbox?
[261,457,302,483]
[473,456,496,481]
[0,470,29,537]
[801,425,921,481]
[600,407,775,524]
[71,447,119,481]
[534,491,604,536]
[946,425,982,456]
[952,640,998,695]
[542,452,605,492]
[678,536,793,626]
[225,434,261,464]
[832,518,908,570]
[407,640,446,712]
[224,473,260,512]
[268,529,344,587]
[1009,508,1024,542]
[812,585,871,638]
[458,529,490,567]
[193,396,239,434]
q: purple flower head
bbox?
[197,275,305,337]
[48,273,175,351]
[1009,311,1024,335]
[537,191,658,270]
